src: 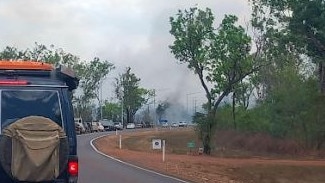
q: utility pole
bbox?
[121,99,123,125]
[151,88,169,127]
[186,92,202,114]
[100,80,103,120]
[194,98,197,113]
[121,90,124,126]
[97,79,104,121]
[153,89,156,127]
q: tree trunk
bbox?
[319,62,325,95]
[202,110,216,155]
[126,108,130,124]
[316,62,325,149]
[203,134,211,154]
[232,92,236,129]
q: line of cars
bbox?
[75,118,153,134]
[74,118,123,134]
[100,119,123,131]
[161,121,189,128]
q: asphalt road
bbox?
[77,131,189,183]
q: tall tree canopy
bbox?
[250,0,325,93]
[248,0,325,150]
[115,67,151,126]
[76,57,115,109]
[170,7,261,154]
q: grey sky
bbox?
[0,0,251,114]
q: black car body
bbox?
[0,61,79,183]
[100,119,115,131]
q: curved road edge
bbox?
[89,134,189,183]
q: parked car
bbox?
[97,122,105,132]
[179,121,188,127]
[171,122,179,127]
[114,122,123,130]
[101,120,115,131]
[126,123,135,129]
[74,118,85,134]
[162,122,169,128]
[135,123,143,128]
[91,122,100,132]
[75,122,84,134]
[84,122,93,133]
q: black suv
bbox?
[0,61,79,183]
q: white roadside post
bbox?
[162,140,166,162]
[119,135,122,149]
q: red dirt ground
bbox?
[94,130,325,183]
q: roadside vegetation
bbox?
[169,1,325,155]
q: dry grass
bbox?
[94,128,325,183]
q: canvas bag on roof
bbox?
[1,116,66,182]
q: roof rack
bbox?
[0,60,53,70]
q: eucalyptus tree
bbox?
[170,8,262,154]
[0,43,80,67]
[249,0,325,148]
[102,101,121,121]
[250,0,325,93]
[0,46,28,60]
[115,67,152,126]
[77,57,114,118]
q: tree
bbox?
[156,101,170,121]
[102,101,121,121]
[138,106,153,127]
[115,67,152,126]
[0,46,28,60]
[250,0,325,93]
[0,42,80,67]
[249,0,325,150]
[76,57,114,120]
[170,8,261,154]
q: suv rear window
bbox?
[0,90,63,130]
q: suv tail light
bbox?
[68,159,78,176]
[0,80,28,85]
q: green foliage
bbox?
[71,57,114,120]
[0,43,80,67]
[192,112,211,138]
[115,67,151,125]
[209,14,256,107]
[77,57,114,102]
[216,104,271,133]
[247,0,325,150]
[169,7,214,68]
[170,7,260,154]
[181,1,325,152]
[102,102,121,121]
[251,0,325,92]
[215,66,325,149]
